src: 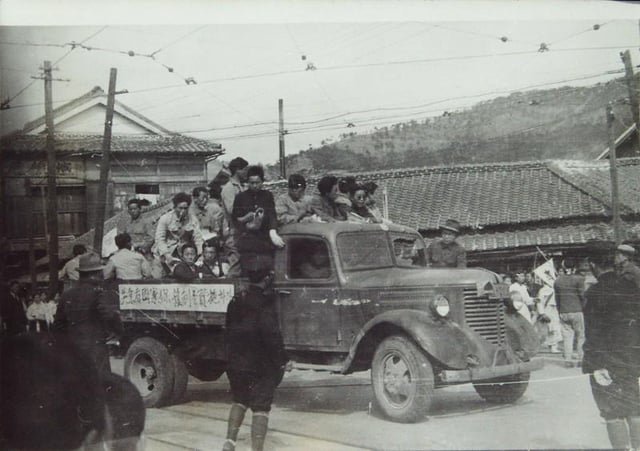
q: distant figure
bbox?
[155,192,204,269]
[348,183,382,223]
[191,186,224,240]
[173,243,200,282]
[117,198,155,253]
[426,219,467,268]
[298,242,331,279]
[103,233,152,280]
[1,280,28,337]
[54,253,123,375]
[582,240,640,450]
[26,291,48,333]
[222,262,291,451]
[509,272,534,323]
[615,243,640,290]
[198,240,229,279]
[221,157,249,277]
[310,175,342,222]
[0,334,145,451]
[58,244,87,282]
[554,259,586,368]
[275,174,314,226]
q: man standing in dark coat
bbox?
[615,243,640,290]
[1,280,28,337]
[583,241,640,450]
[54,253,123,375]
[222,265,290,451]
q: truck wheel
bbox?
[371,335,434,423]
[186,359,226,381]
[170,354,189,404]
[124,337,175,408]
[473,372,530,404]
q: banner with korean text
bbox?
[118,283,234,312]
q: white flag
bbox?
[534,259,557,287]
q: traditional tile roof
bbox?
[3,133,223,156]
[550,158,640,214]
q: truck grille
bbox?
[463,288,505,345]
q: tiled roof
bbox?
[455,221,640,253]
[551,158,640,214]
[3,133,223,155]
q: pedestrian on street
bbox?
[615,243,640,290]
[53,253,123,375]
[222,261,291,451]
[425,219,467,268]
[554,259,586,367]
[510,272,535,323]
[583,240,640,450]
[1,280,28,337]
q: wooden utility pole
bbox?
[279,98,286,179]
[25,179,37,287]
[620,51,640,145]
[93,68,118,256]
[607,104,622,245]
[44,60,59,298]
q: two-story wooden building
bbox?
[1,86,223,272]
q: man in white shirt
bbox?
[104,233,151,280]
[58,244,87,282]
[509,271,534,323]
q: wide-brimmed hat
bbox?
[440,219,461,234]
[78,253,104,272]
[616,243,637,256]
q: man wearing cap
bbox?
[425,219,467,268]
[275,174,314,226]
[583,240,640,450]
[54,253,123,375]
[615,243,640,290]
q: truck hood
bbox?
[343,267,499,289]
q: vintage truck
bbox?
[116,221,543,423]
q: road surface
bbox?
[114,354,610,450]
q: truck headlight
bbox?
[432,295,450,317]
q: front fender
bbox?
[505,312,540,359]
[345,309,494,371]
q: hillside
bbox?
[270,75,636,177]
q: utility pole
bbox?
[607,104,622,245]
[620,50,640,154]
[25,179,36,287]
[93,68,118,256]
[279,98,286,179]
[44,60,59,298]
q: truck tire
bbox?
[170,354,189,404]
[473,372,530,404]
[371,335,434,423]
[186,359,226,382]
[124,337,175,408]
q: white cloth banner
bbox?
[118,283,234,312]
[533,259,557,288]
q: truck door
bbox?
[274,236,341,350]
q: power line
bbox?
[149,25,208,57]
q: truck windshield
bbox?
[390,232,426,268]
[337,231,393,271]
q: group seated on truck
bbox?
[171,240,229,282]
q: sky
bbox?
[1,1,640,165]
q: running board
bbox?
[293,362,343,372]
